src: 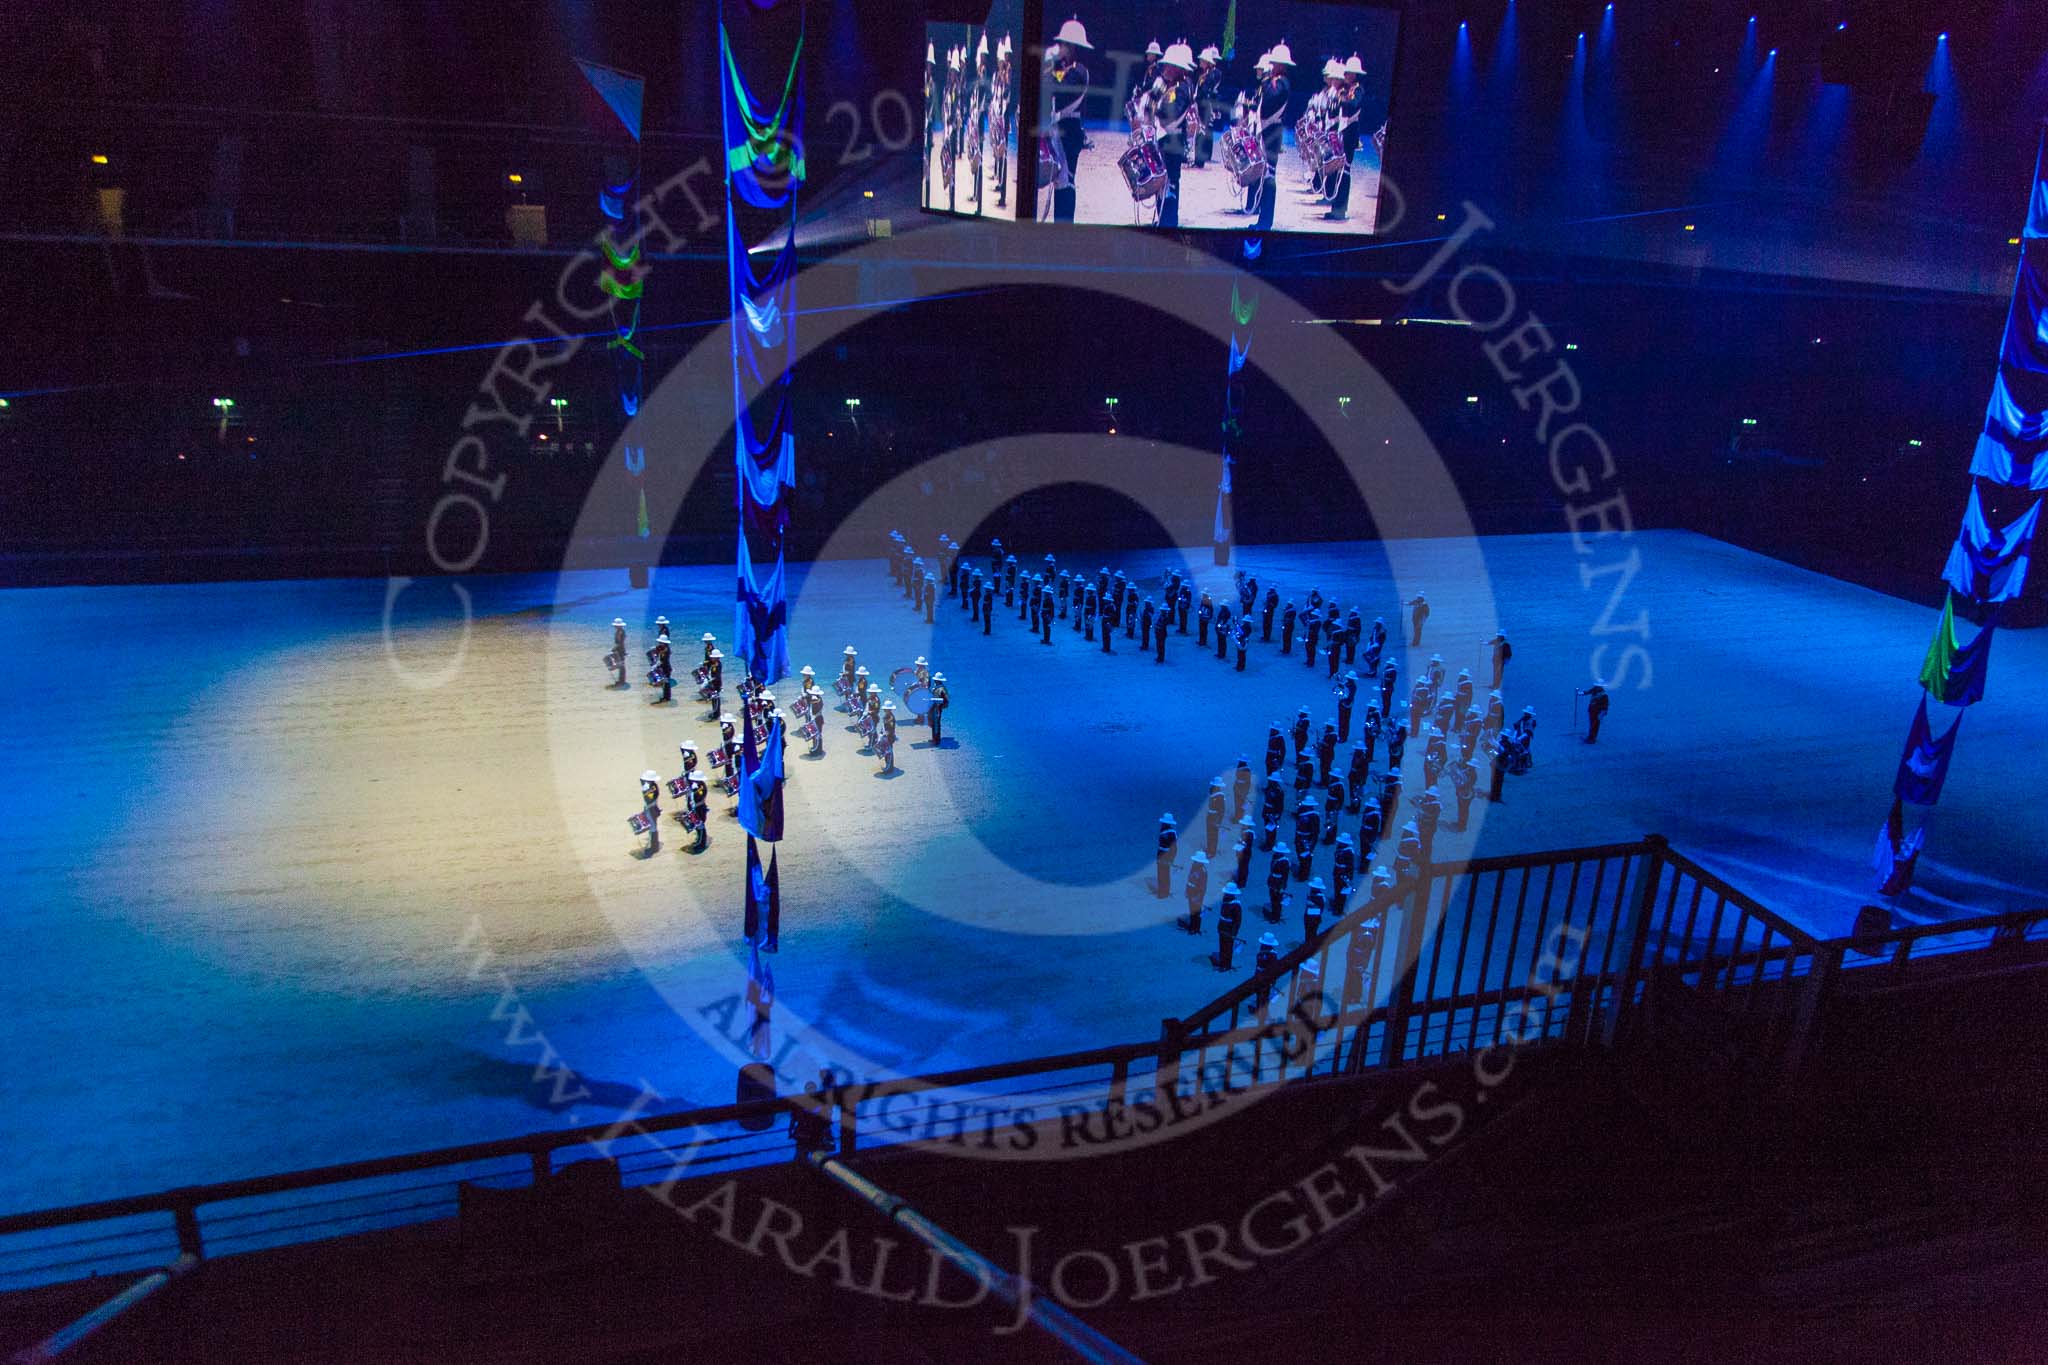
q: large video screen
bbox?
[1035,3,1399,234]
[923,1,1025,219]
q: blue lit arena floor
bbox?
[2,529,2042,1216]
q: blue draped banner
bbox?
[1878,130,2046,882]
[721,1,804,687]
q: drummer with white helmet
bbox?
[637,771,662,856]
[1151,42,1197,228]
[1190,44,1223,168]
[701,648,724,719]
[606,617,628,687]
[1253,42,1294,231]
[877,701,899,774]
[1043,16,1092,222]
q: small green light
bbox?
[212,397,235,409]
[1741,418,1758,426]
[1105,397,1119,406]
[1908,439,1923,448]
[1465,395,1479,404]
[1564,342,1579,351]
[845,397,861,407]
[549,397,567,408]
[0,398,10,408]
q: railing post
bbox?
[1378,881,1431,1067]
[1157,1017,1184,1096]
[1601,836,1667,1050]
[528,1150,551,1186]
[1108,1056,1129,1106]
[173,1202,205,1261]
[1780,941,1841,1088]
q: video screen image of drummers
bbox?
[1034,3,1398,235]
[923,0,1024,220]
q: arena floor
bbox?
[3,529,2042,1215]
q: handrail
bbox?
[6,831,2045,1312]
[1654,844,1820,949]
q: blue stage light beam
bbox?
[1917,28,1959,165]
[1485,0,1519,110]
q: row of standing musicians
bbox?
[925,30,1015,212]
[893,532,1610,745]
[616,619,954,855]
[894,528,1459,685]
[1042,24,1382,230]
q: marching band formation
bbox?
[925,29,1016,215]
[611,611,958,858]
[1039,16,1388,230]
[878,526,1600,983]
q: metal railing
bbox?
[4,834,2042,1332]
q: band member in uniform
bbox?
[1231,757,1254,823]
[1178,849,1209,933]
[1150,44,1196,229]
[1265,722,1287,777]
[1335,669,1360,742]
[1261,586,1280,641]
[1451,755,1478,829]
[877,702,899,774]
[654,615,672,642]
[1325,55,1368,221]
[1291,705,1313,758]
[1191,44,1223,168]
[1155,813,1178,899]
[1315,720,1339,787]
[1488,631,1513,688]
[1303,877,1329,943]
[1204,779,1227,857]
[1325,624,1344,679]
[838,646,858,706]
[1357,793,1384,857]
[1579,682,1610,743]
[1044,21,1092,222]
[1488,739,1509,803]
[1265,846,1291,923]
[1344,608,1363,664]
[927,672,951,746]
[1331,834,1358,915]
[1484,689,1506,737]
[1413,785,1443,863]
[1323,772,1346,845]
[1082,583,1098,641]
[605,618,629,687]
[1301,603,1322,669]
[1253,45,1294,232]
[1259,773,1285,851]
[1213,603,1231,660]
[1100,591,1115,654]
[1423,726,1448,788]
[1212,882,1244,970]
[1346,741,1372,814]
[1176,582,1192,634]
[1385,717,1407,771]
[1255,931,1281,979]
[1292,798,1320,880]
[1379,658,1398,715]
[980,575,995,635]
[1232,820,1256,890]
[649,636,675,705]
[1040,582,1056,644]
[1380,768,1404,831]
[1406,591,1430,646]
[1280,599,1298,655]
[1196,590,1213,648]
[634,769,667,855]
[1153,606,1168,663]
[686,772,710,851]
[1235,616,1251,671]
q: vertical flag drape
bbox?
[575,60,650,541]
[724,0,801,979]
[721,2,805,687]
[1875,128,2047,888]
